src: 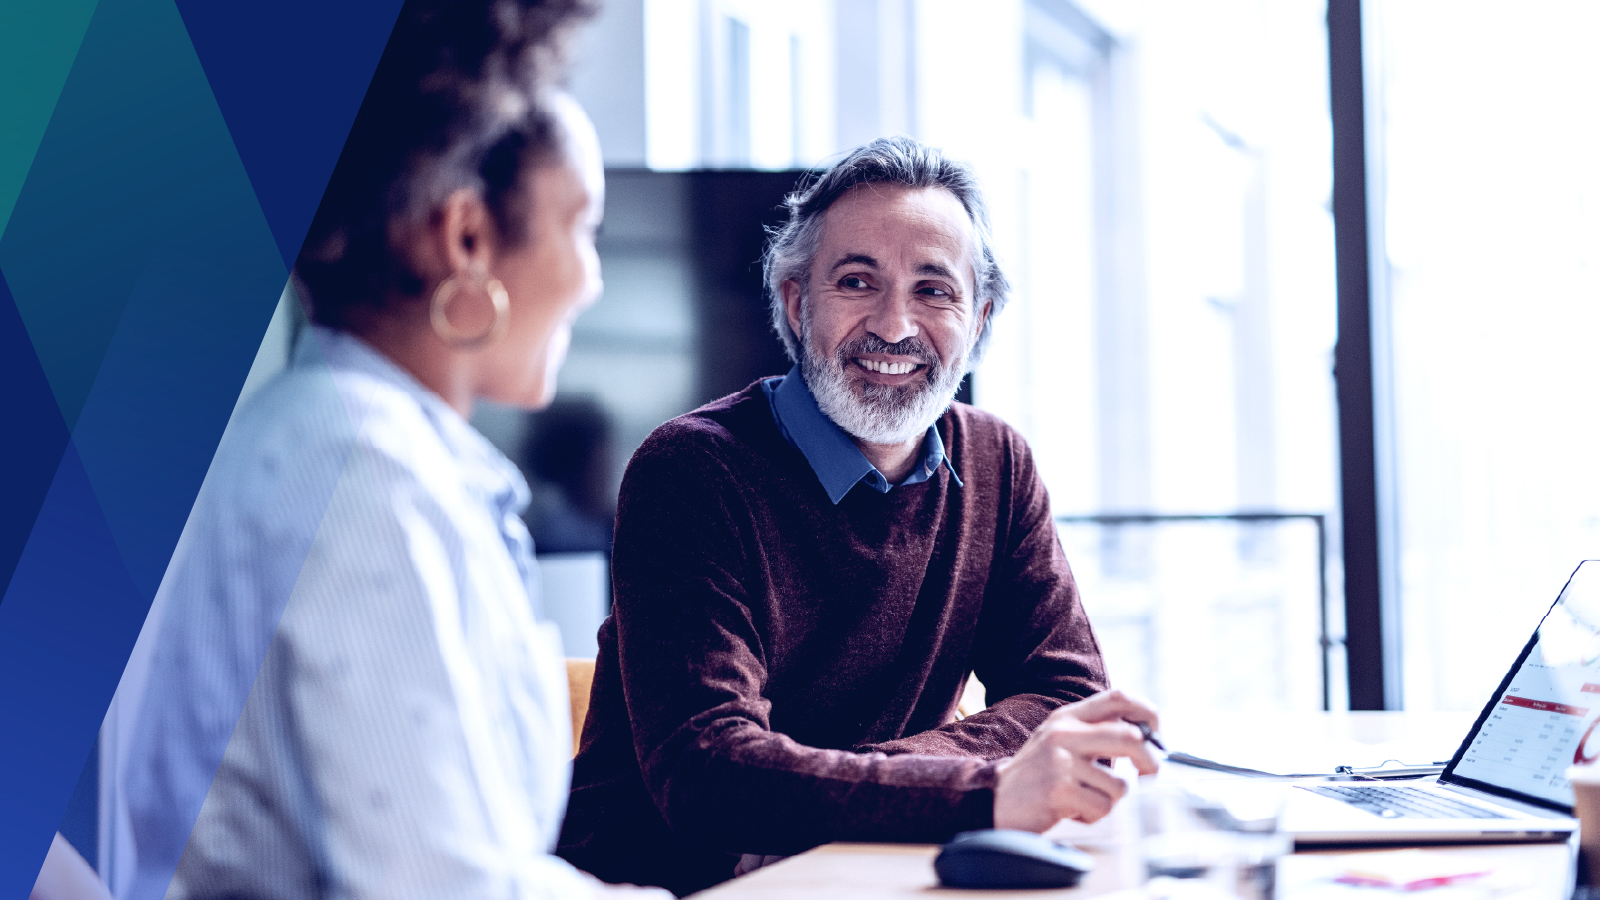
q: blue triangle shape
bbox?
[3,0,289,602]
[173,1,405,269]
[0,0,303,892]
[0,268,71,602]
[1,0,198,429]
[0,440,148,900]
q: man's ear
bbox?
[781,278,805,339]
[974,298,993,344]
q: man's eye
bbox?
[920,286,952,299]
[840,276,870,289]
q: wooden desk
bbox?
[692,842,1571,900]
[691,713,1575,900]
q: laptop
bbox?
[1229,561,1596,844]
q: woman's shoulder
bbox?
[206,364,456,521]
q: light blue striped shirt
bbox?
[122,327,590,900]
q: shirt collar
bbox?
[763,364,961,505]
[294,325,532,519]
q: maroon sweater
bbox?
[558,383,1106,895]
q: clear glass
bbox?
[1372,1,1600,711]
[1138,778,1289,900]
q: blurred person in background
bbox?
[521,397,616,555]
[121,1,665,897]
[560,138,1160,895]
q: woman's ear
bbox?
[437,189,498,274]
[396,189,498,287]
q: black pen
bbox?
[1129,719,1166,752]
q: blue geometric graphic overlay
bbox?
[0,441,149,897]
[0,0,98,236]
[0,0,395,893]
[0,271,71,603]
[174,0,405,269]
[72,257,286,602]
[0,0,282,433]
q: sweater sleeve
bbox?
[971,427,1109,704]
[609,430,999,856]
[859,423,1109,759]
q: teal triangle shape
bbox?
[0,0,98,238]
[3,0,287,595]
[0,0,290,891]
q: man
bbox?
[559,138,1159,896]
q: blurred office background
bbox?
[494,0,1600,719]
[518,0,1348,715]
[193,0,1600,722]
[71,0,1600,887]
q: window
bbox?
[1370,0,1600,711]
[562,0,1344,710]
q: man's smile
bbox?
[851,356,928,381]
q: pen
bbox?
[1130,719,1166,753]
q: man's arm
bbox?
[949,425,1161,828]
[609,432,1000,856]
[861,423,1107,760]
[838,421,1163,831]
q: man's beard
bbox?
[799,313,970,446]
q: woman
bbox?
[122,2,663,897]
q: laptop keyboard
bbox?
[1299,785,1511,819]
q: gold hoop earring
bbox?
[430,270,510,348]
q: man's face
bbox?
[782,184,991,445]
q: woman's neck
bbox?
[346,312,476,418]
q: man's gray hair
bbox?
[762,136,1011,367]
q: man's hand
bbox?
[992,690,1161,832]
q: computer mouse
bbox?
[933,829,1095,889]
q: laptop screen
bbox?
[1445,559,1600,810]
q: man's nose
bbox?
[864,291,918,346]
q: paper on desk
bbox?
[1279,854,1532,900]
[1331,849,1493,889]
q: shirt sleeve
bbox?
[608,434,1001,858]
[249,442,597,900]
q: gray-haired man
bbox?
[559,138,1159,896]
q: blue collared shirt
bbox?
[762,365,962,504]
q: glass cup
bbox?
[1568,764,1600,887]
[1138,777,1289,900]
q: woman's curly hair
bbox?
[295,0,597,327]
